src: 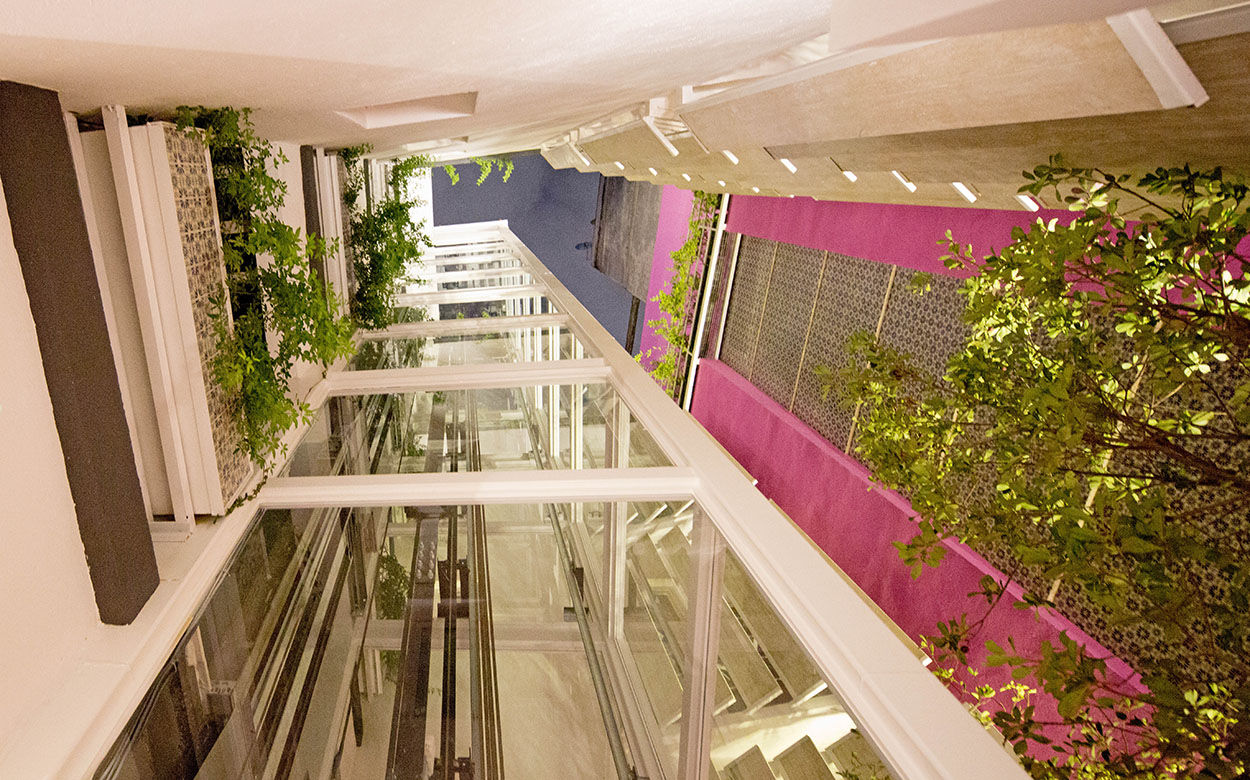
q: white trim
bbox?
[358,312,569,340]
[395,283,545,306]
[1107,9,1209,108]
[101,105,195,529]
[325,359,610,395]
[681,193,730,410]
[260,468,699,508]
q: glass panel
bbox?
[434,271,534,290]
[95,505,391,779]
[98,503,629,780]
[283,383,671,477]
[619,500,698,779]
[709,547,896,779]
[350,325,584,370]
[433,295,555,320]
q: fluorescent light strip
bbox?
[570,144,592,167]
[681,173,691,182]
[751,186,760,193]
[722,149,740,165]
[1016,193,1041,212]
[951,181,978,203]
[779,157,797,174]
[717,180,726,187]
[842,169,858,183]
[648,167,658,176]
[891,170,917,193]
[614,161,625,170]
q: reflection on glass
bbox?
[434,295,555,321]
[350,325,583,370]
[710,548,895,779]
[95,505,393,779]
[284,383,670,478]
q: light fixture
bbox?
[891,170,917,193]
[648,167,658,176]
[717,180,726,187]
[842,170,858,182]
[570,144,592,167]
[788,194,795,198]
[1016,193,1041,212]
[951,181,978,203]
[779,157,797,174]
[681,173,691,182]
[722,149,740,165]
[614,161,625,170]
[751,186,760,193]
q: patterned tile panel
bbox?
[751,243,825,404]
[790,253,894,448]
[878,269,969,380]
[718,235,774,378]
[164,128,253,504]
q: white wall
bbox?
[0,176,102,738]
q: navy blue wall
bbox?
[431,153,631,345]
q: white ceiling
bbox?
[0,0,831,154]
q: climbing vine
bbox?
[824,157,1250,777]
[641,190,720,398]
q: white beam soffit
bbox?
[261,468,700,508]
[325,359,611,395]
[495,223,1029,779]
[827,0,1147,49]
[335,91,478,130]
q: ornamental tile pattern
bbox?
[164,128,252,504]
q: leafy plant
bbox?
[822,156,1250,777]
[641,190,720,397]
[339,145,432,329]
[176,106,354,470]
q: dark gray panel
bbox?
[718,235,773,378]
[791,253,893,449]
[751,242,824,405]
[878,268,969,380]
[0,81,158,624]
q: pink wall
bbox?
[638,185,694,366]
[691,360,1140,719]
[726,194,1074,276]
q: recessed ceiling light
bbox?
[614,161,625,170]
[681,173,691,182]
[779,158,797,174]
[891,170,917,193]
[751,186,760,193]
[951,181,978,203]
[1016,193,1041,212]
[648,167,658,176]
[722,150,740,165]
[842,170,858,183]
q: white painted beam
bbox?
[260,467,700,508]
[325,359,609,395]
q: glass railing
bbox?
[350,324,584,370]
[283,383,671,478]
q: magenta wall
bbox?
[691,360,1140,725]
[726,194,1074,276]
[639,186,694,367]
